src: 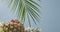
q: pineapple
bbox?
[0,19,25,32]
[25,27,41,32]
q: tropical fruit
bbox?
[0,19,25,32]
[25,27,41,32]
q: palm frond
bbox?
[6,0,40,26]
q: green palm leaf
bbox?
[2,0,41,26]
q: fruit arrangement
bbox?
[0,19,25,32]
[25,27,41,32]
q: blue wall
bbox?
[40,0,60,32]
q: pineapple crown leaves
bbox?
[2,0,41,26]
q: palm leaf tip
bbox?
[6,0,41,25]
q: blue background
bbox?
[0,0,60,32]
[40,0,60,32]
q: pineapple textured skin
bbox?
[0,19,25,32]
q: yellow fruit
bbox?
[0,22,25,32]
